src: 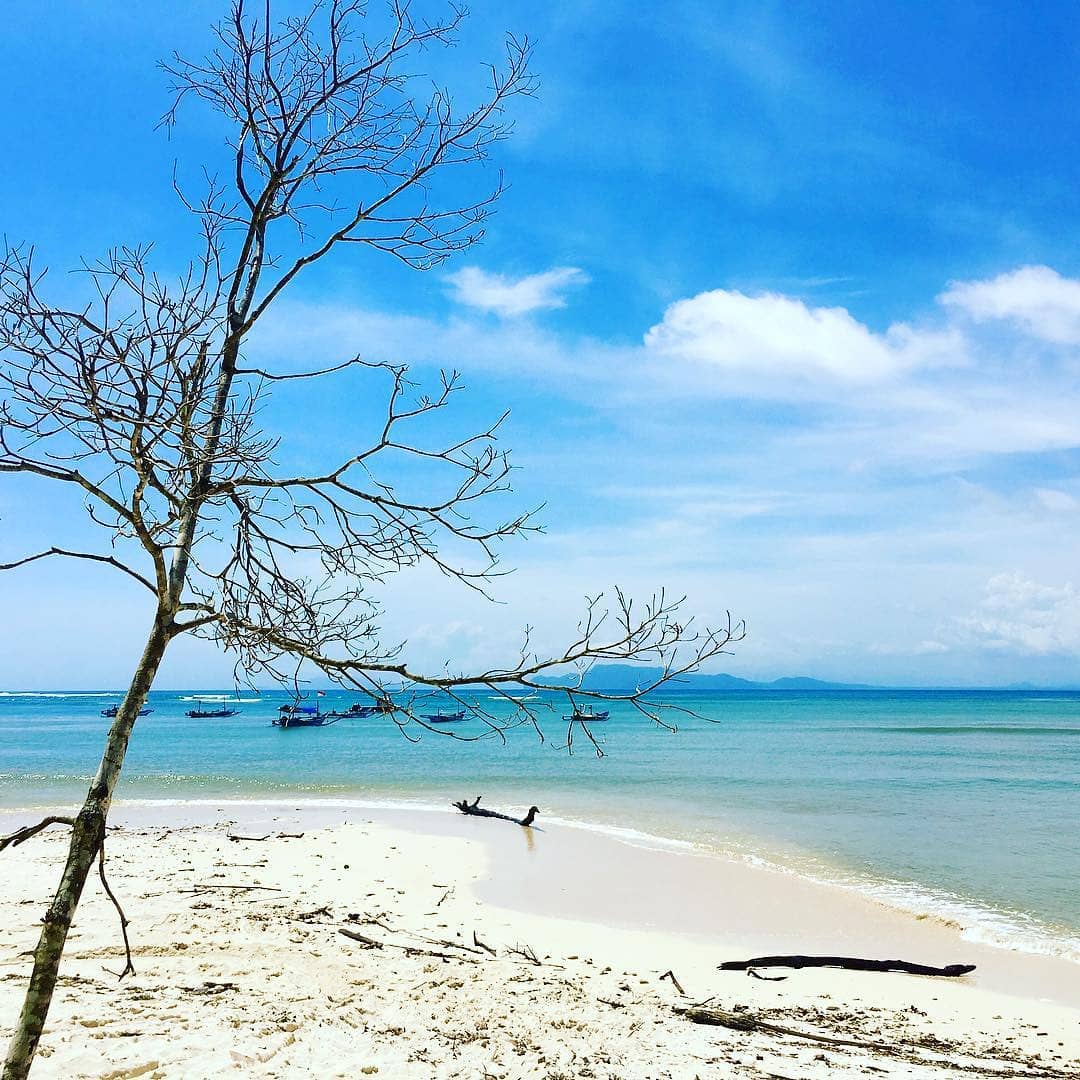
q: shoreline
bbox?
[1,804,1078,1076]
[5,791,1078,974]
[4,793,1080,978]
[3,797,1080,1007]
[5,684,1078,969]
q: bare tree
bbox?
[0,3,743,1075]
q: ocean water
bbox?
[1,687,1079,961]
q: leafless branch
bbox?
[0,817,76,853]
[1,9,742,1071]
[0,547,157,593]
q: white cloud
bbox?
[914,639,950,655]
[940,265,1080,345]
[1034,488,1080,513]
[869,639,950,657]
[445,265,589,317]
[642,288,956,385]
[953,572,1080,654]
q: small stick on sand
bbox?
[473,931,497,956]
[180,883,281,893]
[338,927,476,963]
[509,942,542,967]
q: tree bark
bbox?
[3,282,243,1077]
[2,614,171,1080]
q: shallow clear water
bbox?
[2,687,1078,958]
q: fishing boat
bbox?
[100,705,153,717]
[272,714,338,728]
[185,707,240,718]
[277,703,319,715]
[272,705,338,729]
[323,702,380,718]
[563,707,609,722]
[422,709,467,724]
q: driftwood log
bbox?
[676,1005,895,1052]
[719,955,975,977]
[677,1005,1080,1078]
[453,796,538,827]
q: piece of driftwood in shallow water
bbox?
[719,955,975,977]
[453,796,538,827]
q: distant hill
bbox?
[767,676,872,690]
[534,665,871,692]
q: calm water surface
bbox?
[2,687,1078,959]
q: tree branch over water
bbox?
[0,3,742,1074]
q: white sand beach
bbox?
[1,801,1078,1078]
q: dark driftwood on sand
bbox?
[719,955,975,977]
[453,796,538,827]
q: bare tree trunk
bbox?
[2,614,172,1080]
[4,315,237,1079]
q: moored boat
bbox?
[273,703,338,728]
[186,707,240,718]
[101,705,153,717]
[324,702,380,718]
[563,707,609,722]
[422,709,467,724]
[272,711,338,728]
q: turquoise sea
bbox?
[2,687,1078,961]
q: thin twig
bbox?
[97,839,135,980]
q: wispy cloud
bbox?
[444,265,589,318]
[1033,488,1080,513]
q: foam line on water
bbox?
[0,691,117,698]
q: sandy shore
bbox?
[1,800,1078,1078]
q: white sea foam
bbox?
[851,877,1080,962]
[103,797,703,854]
[178,695,261,703]
[687,837,1080,965]
[541,814,698,853]
[0,691,116,698]
[112,795,452,815]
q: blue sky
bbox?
[3,1,1080,687]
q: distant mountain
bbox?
[533,665,871,692]
[766,676,872,690]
